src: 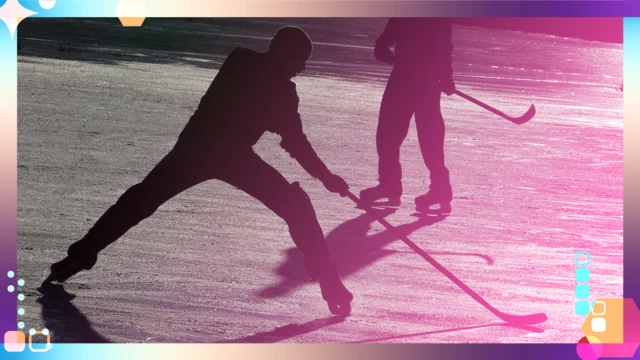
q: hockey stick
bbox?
[345,190,547,325]
[454,90,535,125]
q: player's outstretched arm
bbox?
[280,128,349,197]
[277,82,349,196]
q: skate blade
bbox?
[43,259,86,285]
[41,272,57,286]
[416,203,452,215]
[328,301,352,316]
[358,197,401,209]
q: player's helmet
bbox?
[269,26,313,61]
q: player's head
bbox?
[268,26,313,78]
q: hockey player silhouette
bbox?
[360,18,455,213]
[44,26,354,316]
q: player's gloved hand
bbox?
[440,77,456,96]
[322,174,350,197]
[374,45,394,65]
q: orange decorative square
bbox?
[29,330,52,352]
[593,301,607,316]
[582,298,624,344]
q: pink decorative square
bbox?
[4,331,26,352]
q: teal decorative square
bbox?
[576,284,590,298]
[575,251,590,266]
[576,268,590,282]
[576,301,591,315]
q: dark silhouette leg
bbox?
[414,80,452,212]
[67,146,215,266]
[216,151,333,277]
[415,82,449,187]
[217,151,352,314]
[376,70,416,192]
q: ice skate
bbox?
[42,254,96,285]
[359,184,401,207]
[317,263,353,316]
[415,185,452,214]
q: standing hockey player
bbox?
[360,18,455,213]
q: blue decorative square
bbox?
[576,268,590,282]
[576,301,591,315]
[576,284,590,298]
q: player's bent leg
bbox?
[219,153,353,315]
[288,182,353,316]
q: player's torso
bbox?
[393,19,450,70]
[180,49,291,147]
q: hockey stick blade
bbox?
[454,90,535,125]
[496,311,548,325]
[346,191,547,325]
[510,104,536,125]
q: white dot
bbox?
[18,279,25,286]
[29,328,36,336]
[7,271,15,278]
[8,285,14,292]
[42,328,49,335]
[18,308,25,315]
[592,317,607,332]
[18,294,25,301]
[18,322,24,329]
[39,0,56,10]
